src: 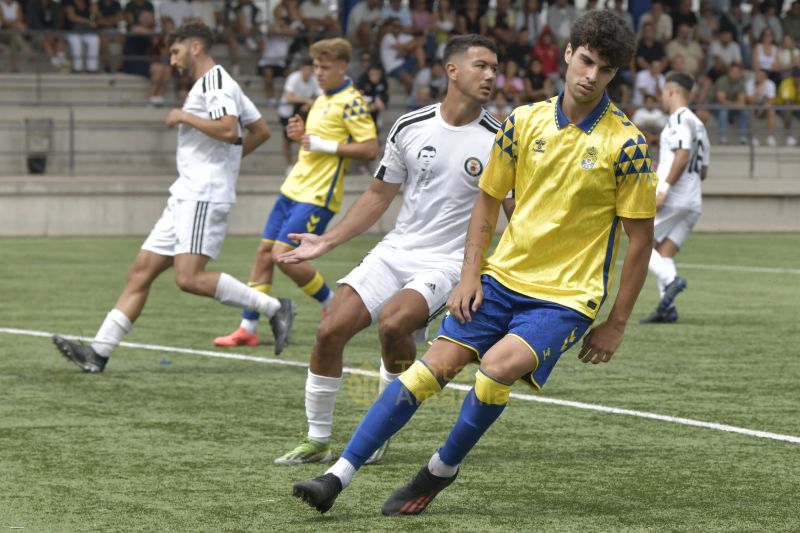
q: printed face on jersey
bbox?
[169,38,198,78]
[313,55,348,92]
[448,45,498,104]
[563,44,618,104]
[417,146,436,171]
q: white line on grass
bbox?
[3,327,800,446]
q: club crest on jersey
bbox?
[581,147,598,170]
[533,138,546,153]
[464,157,483,177]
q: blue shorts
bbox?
[262,194,335,248]
[437,275,593,391]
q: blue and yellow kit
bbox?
[279,79,377,213]
[480,92,657,319]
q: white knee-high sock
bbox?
[306,370,342,443]
[648,250,676,297]
[91,308,132,358]
[214,273,280,316]
[379,360,402,395]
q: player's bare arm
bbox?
[241,118,271,157]
[286,113,305,141]
[579,216,654,364]
[166,110,239,144]
[448,190,502,324]
[278,178,402,264]
[657,148,689,209]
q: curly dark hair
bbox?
[569,10,636,69]
[166,21,213,52]
[443,34,499,65]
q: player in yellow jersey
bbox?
[213,38,378,348]
[292,11,656,516]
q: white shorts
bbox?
[338,243,460,343]
[142,196,232,260]
[654,204,700,248]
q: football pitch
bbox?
[1,233,799,532]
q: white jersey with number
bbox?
[374,103,501,263]
[169,64,262,204]
[657,106,708,212]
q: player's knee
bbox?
[173,270,199,294]
[314,317,351,352]
[478,359,518,386]
[377,315,413,344]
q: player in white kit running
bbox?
[272,35,514,466]
[642,71,709,324]
[52,22,296,373]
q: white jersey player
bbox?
[273,35,512,466]
[642,71,709,324]
[51,22,295,374]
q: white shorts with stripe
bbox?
[654,203,701,249]
[142,196,232,259]
[338,242,460,344]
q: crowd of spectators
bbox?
[2,0,800,144]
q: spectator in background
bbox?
[719,1,751,50]
[380,16,424,94]
[695,1,719,49]
[380,0,412,32]
[632,93,667,148]
[710,28,742,68]
[259,0,300,104]
[432,0,456,59]
[634,57,665,106]
[63,0,101,73]
[667,23,704,78]
[26,0,68,70]
[159,0,191,33]
[714,62,749,145]
[671,0,698,38]
[191,0,240,77]
[348,48,372,81]
[410,0,435,62]
[783,1,800,44]
[698,55,732,105]
[124,0,154,28]
[515,0,542,46]
[487,0,516,54]
[746,68,777,146]
[301,0,340,38]
[506,28,532,67]
[496,58,524,106]
[637,22,667,72]
[639,0,672,45]
[751,1,783,45]
[608,0,634,31]
[357,62,389,127]
[278,58,321,169]
[1,0,34,71]
[523,56,552,102]
[96,0,123,72]
[121,10,170,105]
[233,0,264,57]
[346,0,383,54]
[774,66,800,146]
[456,0,487,37]
[546,0,578,50]
[753,27,784,86]
[778,34,800,76]
[409,58,446,109]
[532,26,560,82]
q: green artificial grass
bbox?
[1,233,799,532]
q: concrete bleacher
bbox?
[1,71,799,236]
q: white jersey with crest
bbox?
[657,106,709,212]
[374,103,501,263]
[169,64,262,204]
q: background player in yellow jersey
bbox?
[213,38,378,349]
[292,10,657,516]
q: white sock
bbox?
[379,360,402,394]
[326,457,356,488]
[239,318,259,335]
[428,450,459,478]
[214,273,280,317]
[648,250,676,297]
[306,370,342,443]
[91,308,132,358]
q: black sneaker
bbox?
[657,277,687,313]
[270,298,297,355]
[381,466,458,516]
[292,473,343,514]
[52,335,108,373]
[640,306,678,324]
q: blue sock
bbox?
[341,379,422,469]
[438,381,508,467]
[242,309,260,320]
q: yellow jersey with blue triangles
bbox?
[280,79,377,213]
[479,93,656,319]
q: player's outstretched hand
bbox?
[577,320,625,364]
[166,108,184,128]
[447,277,483,324]
[286,113,305,142]
[276,233,331,264]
